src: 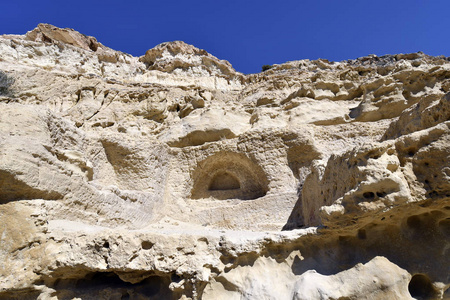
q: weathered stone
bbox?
[0,25,449,299]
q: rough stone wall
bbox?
[0,24,449,299]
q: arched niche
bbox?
[191,152,268,200]
[208,172,241,191]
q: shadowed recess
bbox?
[208,172,240,191]
[191,152,268,200]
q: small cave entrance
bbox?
[408,274,436,300]
[49,272,174,299]
[191,152,268,200]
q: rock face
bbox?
[0,24,449,299]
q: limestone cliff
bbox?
[0,24,449,299]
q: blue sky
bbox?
[2,1,448,74]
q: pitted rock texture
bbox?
[0,24,449,299]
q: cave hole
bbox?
[208,172,240,191]
[89,40,98,51]
[376,191,387,197]
[142,241,154,250]
[191,152,268,200]
[72,272,172,298]
[408,274,436,299]
[363,192,375,199]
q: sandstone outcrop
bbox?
[0,24,449,299]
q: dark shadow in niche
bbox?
[290,209,449,285]
[408,274,437,300]
[49,272,174,300]
[191,152,268,200]
[209,172,240,191]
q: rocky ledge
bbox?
[0,24,449,299]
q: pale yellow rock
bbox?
[293,257,413,300]
[0,25,449,299]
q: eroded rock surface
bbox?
[0,24,449,299]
